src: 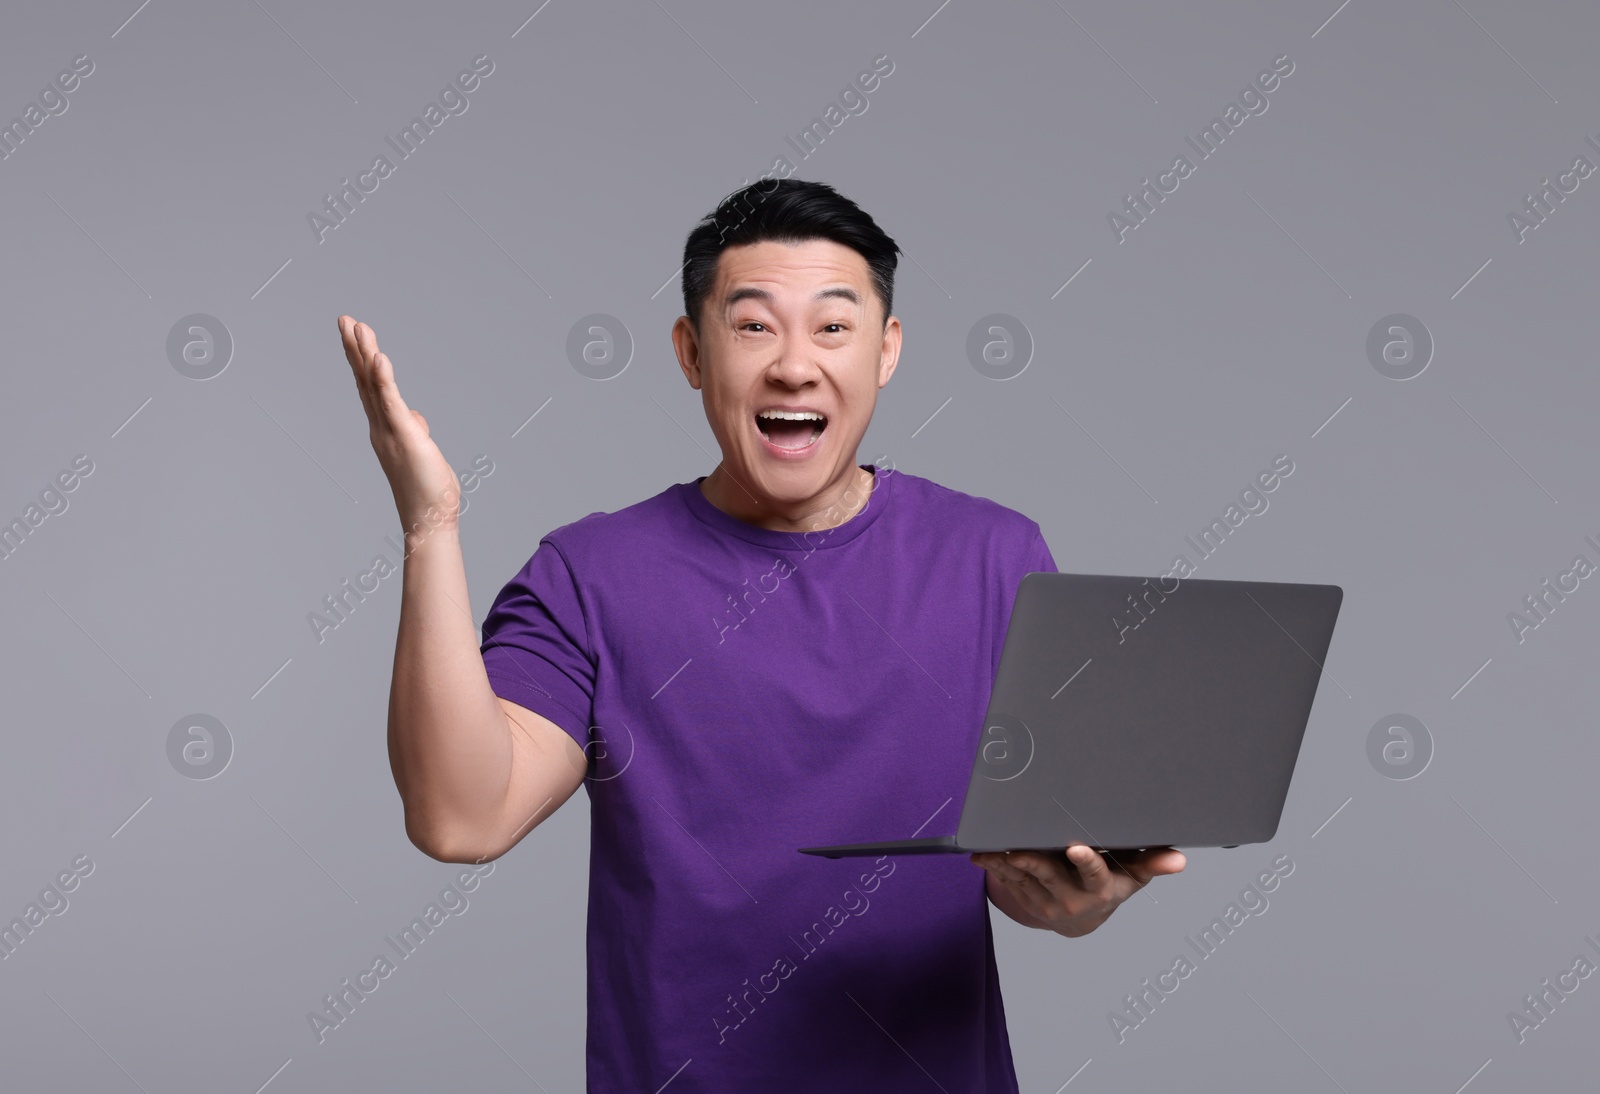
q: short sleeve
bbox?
[1025,523,1058,574]
[478,538,596,752]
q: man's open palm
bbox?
[338,315,460,530]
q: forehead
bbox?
[713,238,871,310]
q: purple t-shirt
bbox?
[479,463,1057,1092]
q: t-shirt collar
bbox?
[680,464,891,550]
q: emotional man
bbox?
[337,177,1184,1092]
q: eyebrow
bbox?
[723,285,862,311]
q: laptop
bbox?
[798,572,1343,858]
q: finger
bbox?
[354,317,379,365]
[338,316,378,420]
[1113,847,1187,883]
[368,348,414,432]
[1064,843,1116,894]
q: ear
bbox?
[876,315,902,389]
[671,316,703,390]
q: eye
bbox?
[822,323,846,333]
[740,322,768,332]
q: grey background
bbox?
[1,0,1595,1090]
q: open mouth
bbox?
[755,410,827,451]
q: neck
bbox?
[700,464,875,533]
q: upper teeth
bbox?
[758,410,824,421]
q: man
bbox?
[337,178,1183,1091]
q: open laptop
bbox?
[799,572,1343,858]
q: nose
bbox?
[764,340,823,388]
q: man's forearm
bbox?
[388,522,513,857]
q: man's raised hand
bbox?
[337,315,461,535]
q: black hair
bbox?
[680,178,901,333]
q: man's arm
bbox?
[338,315,588,863]
[972,845,1187,937]
[388,522,588,862]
